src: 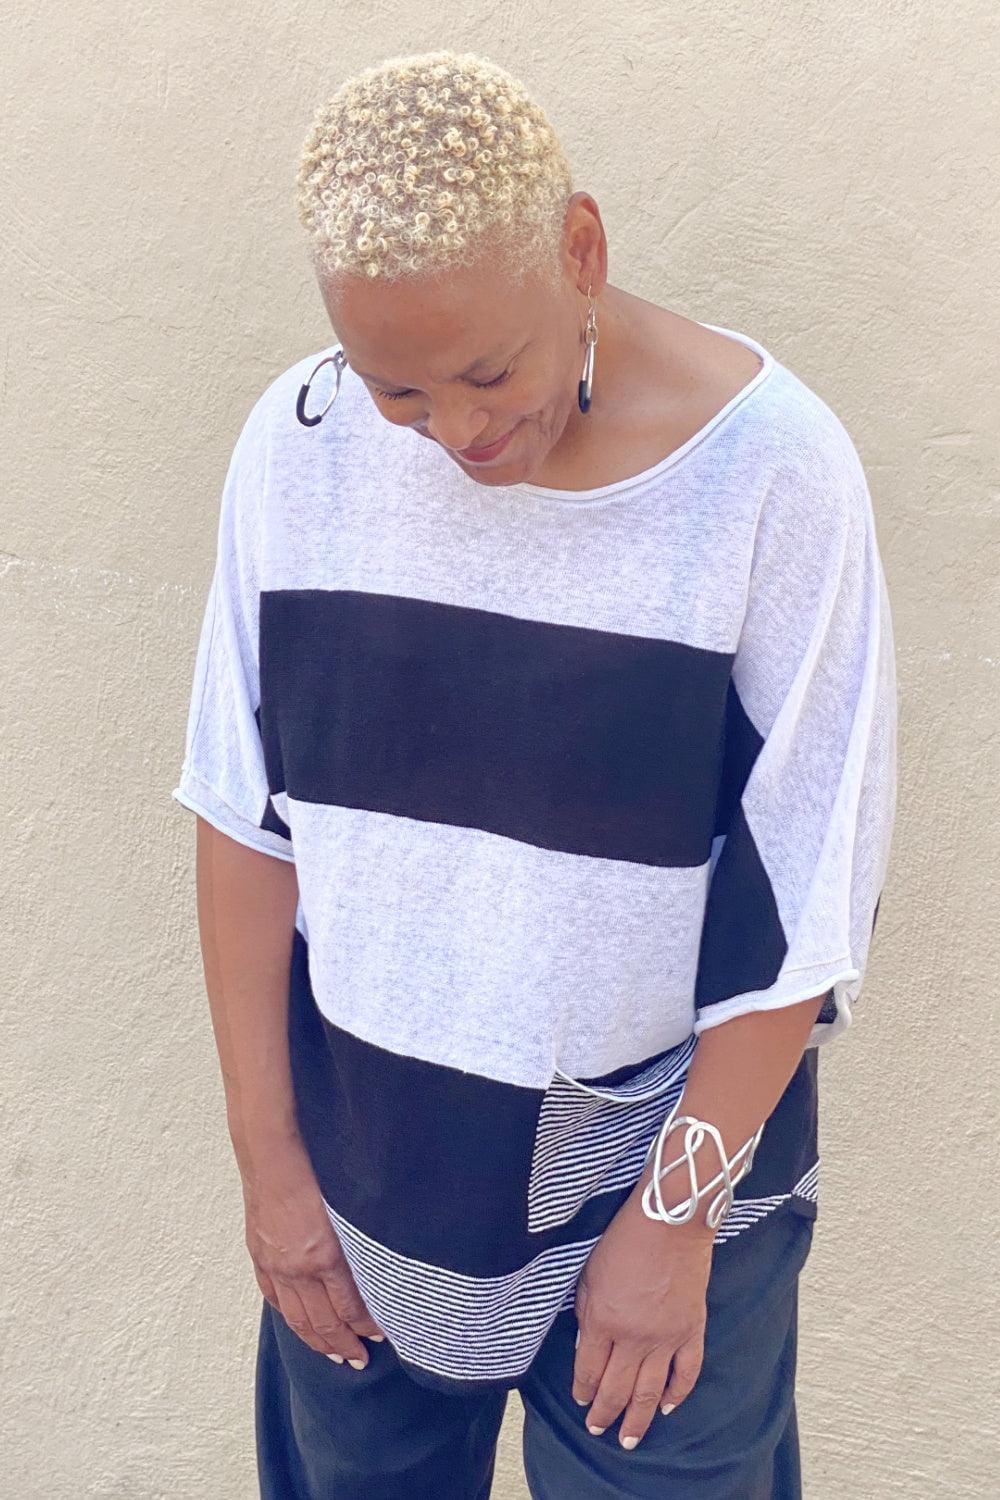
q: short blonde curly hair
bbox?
[295,50,575,288]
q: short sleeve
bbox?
[170,404,295,862]
[693,415,897,1048]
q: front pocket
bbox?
[527,1034,697,1234]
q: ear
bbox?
[560,192,608,300]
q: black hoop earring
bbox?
[296,347,348,427]
[578,285,597,413]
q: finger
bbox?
[660,1331,705,1413]
[618,1349,674,1449]
[320,1269,385,1341]
[296,1278,370,1367]
[273,1282,334,1357]
[571,1321,613,1412]
[584,1343,642,1436]
[356,1324,387,1343]
[274,1280,363,1365]
[253,1263,280,1311]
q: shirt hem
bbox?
[693,964,860,1034]
[170,783,296,863]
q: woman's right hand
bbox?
[241,1139,386,1367]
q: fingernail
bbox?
[573,1396,588,1406]
[326,1353,344,1363]
[586,1424,606,1436]
[661,1402,676,1415]
[348,1358,367,1370]
[574,1329,581,1348]
[621,1435,639,1450]
[368,1334,386,1342]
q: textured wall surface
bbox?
[2,3,997,1496]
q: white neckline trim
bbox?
[508,322,776,503]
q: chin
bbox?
[460,463,525,487]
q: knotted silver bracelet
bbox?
[640,1097,766,1230]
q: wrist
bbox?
[632,1110,762,1239]
[628,1159,721,1243]
[229,1107,304,1170]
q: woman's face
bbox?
[320,248,590,488]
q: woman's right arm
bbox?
[193,815,384,1365]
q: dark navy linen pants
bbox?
[255,1206,813,1499]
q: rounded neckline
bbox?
[507,322,775,503]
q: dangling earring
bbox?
[295,346,348,427]
[578,282,598,414]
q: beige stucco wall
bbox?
[2,3,996,1496]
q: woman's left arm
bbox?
[575,409,898,1450]
[573,990,827,1450]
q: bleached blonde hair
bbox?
[295,50,575,290]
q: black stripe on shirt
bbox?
[259,588,734,867]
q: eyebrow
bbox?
[353,341,526,390]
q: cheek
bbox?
[371,399,416,430]
[515,375,563,426]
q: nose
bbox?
[423,401,492,453]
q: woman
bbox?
[172,49,897,1499]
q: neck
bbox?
[534,283,639,482]
[586,283,634,402]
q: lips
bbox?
[457,424,517,463]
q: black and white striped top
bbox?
[172,323,897,1393]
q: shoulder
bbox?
[238,343,367,444]
[216,346,381,580]
[215,346,348,535]
[216,345,374,534]
[748,361,872,544]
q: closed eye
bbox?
[479,368,513,389]
[376,368,513,402]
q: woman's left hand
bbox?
[572,1191,716,1449]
